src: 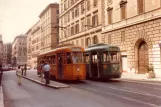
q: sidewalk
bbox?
[121,72,161,82]
[0,86,4,107]
[23,70,70,89]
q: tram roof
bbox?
[38,45,84,56]
[85,43,120,52]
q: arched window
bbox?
[93,35,98,44]
[86,37,91,46]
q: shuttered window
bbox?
[108,9,113,24]
[92,14,98,27]
[120,4,126,20]
[138,0,144,14]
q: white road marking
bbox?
[72,85,158,107]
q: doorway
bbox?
[138,41,148,74]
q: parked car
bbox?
[2,66,10,71]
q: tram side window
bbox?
[67,53,72,64]
[51,55,56,64]
[85,55,90,63]
[72,52,83,63]
[102,52,110,63]
[92,54,98,63]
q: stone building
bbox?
[3,43,12,65]
[101,0,161,77]
[39,3,59,53]
[59,0,102,48]
[12,35,27,66]
[26,21,41,68]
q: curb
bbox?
[23,76,70,89]
[0,86,4,107]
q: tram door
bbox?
[91,53,100,78]
[57,53,63,79]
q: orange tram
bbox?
[37,45,86,81]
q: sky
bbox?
[0,0,59,43]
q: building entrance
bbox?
[138,41,148,74]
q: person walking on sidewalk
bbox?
[42,62,51,85]
[0,62,3,86]
[16,65,22,85]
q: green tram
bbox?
[85,43,122,80]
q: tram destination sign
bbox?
[72,47,81,51]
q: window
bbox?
[81,18,85,31]
[75,6,79,17]
[93,0,97,7]
[138,0,144,14]
[87,0,90,10]
[86,37,91,46]
[71,25,74,35]
[121,31,125,42]
[107,7,113,24]
[87,15,91,27]
[68,12,70,22]
[120,1,127,20]
[81,2,85,14]
[108,34,111,44]
[92,14,98,27]
[108,0,112,4]
[75,22,79,34]
[64,0,67,10]
[71,0,74,5]
[72,10,74,19]
[93,36,98,44]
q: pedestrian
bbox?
[24,64,27,76]
[16,65,22,85]
[0,62,3,86]
[40,61,45,82]
[42,62,50,85]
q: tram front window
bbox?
[109,52,120,62]
[72,52,84,63]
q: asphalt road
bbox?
[2,71,161,107]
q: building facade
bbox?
[39,3,59,53]
[102,0,161,77]
[59,0,102,48]
[0,34,3,64]
[26,21,41,68]
[12,35,27,66]
[3,43,12,66]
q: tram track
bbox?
[69,80,161,107]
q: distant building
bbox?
[26,21,41,68]
[39,3,59,53]
[3,43,12,65]
[12,35,27,66]
[0,34,3,64]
